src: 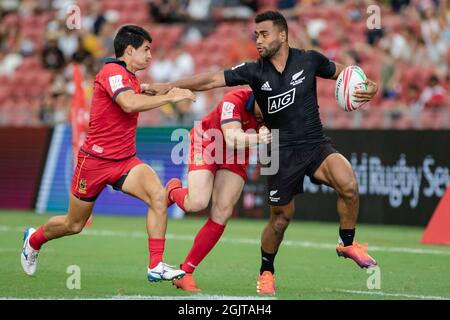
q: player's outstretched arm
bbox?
[142,71,226,95]
[222,122,272,149]
[116,87,195,113]
[331,62,378,103]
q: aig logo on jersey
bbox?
[267,88,296,114]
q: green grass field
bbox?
[1,210,450,300]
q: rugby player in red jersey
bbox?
[166,88,271,291]
[21,25,195,282]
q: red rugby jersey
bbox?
[81,58,141,160]
[191,88,259,165]
[198,88,258,134]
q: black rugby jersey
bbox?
[224,48,336,149]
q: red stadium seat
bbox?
[390,113,415,129]
[194,53,211,72]
[184,42,201,55]
[318,97,338,110]
[378,99,399,110]
[360,110,386,129]
[166,25,183,40]
[3,13,20,26]
[329,110,354,129]
[215,23,239,37]
[207,53,223,68]
[0,87,9,105]
[420,110,450,129]
[138,109,163,126]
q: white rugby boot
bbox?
[147,262,186,282]
[21,228,40,276]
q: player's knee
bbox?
[340,178,359,202]
[211,202,233,222]
[274,215,290,231]
[147,186,167,209]
[188,197,209,212]
[270,210,291,234]
[65,221,85,235]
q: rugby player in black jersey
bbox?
[145,11,378,295]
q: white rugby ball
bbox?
[335,65,368,112]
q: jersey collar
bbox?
[265,47,293,75]
[104,57,136,75]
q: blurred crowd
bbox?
[0,0,448,128]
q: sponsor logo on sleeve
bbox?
[221,102,236,120]
[109,75,125,93]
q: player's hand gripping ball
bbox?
[335,66,370,112]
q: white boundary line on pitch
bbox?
[0,294,275,300]
[1,225,450,256]
[334,289,450,300]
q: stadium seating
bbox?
[0,0,447,128]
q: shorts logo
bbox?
[221,102,235,120]
[290,70,306,86]
[268,88,296,114]
[79,179,87,194]
[194,153,204,165]
[269,189,280,202]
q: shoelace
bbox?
[259,274,273,288]
[28,250,39,264]
[161,262,180,271]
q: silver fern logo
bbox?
[290,70,305,86]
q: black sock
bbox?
[339,228,355,247]
[260,248,277,275]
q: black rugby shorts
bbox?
[267,141,338,206]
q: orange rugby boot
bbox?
[336,242,377,268]
[257,271,275,295]
[165,178,182,207]
[172,273,201,292]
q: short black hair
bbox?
[255,11,288,36]
[114,25,152,57]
